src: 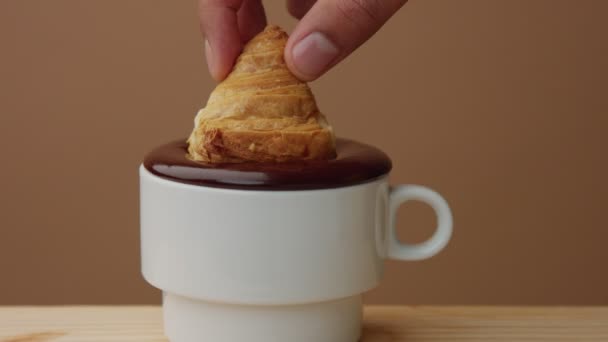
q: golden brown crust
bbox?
[187,25,336,163]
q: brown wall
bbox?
[1,0,607,305]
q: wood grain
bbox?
[1,306,607,341]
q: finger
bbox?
[199,0,244,81]
[238,0,267,43]
[286,0,317,19]
[285,0,408,81]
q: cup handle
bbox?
[387,185,453,261]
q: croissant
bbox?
[187,25,336,163]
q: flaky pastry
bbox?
[187,25,336,163]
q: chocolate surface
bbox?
[143,138,392,190]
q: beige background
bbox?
[1,0,607,305]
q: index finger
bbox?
[199,0,244,81]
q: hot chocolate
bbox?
[144,138,392,190]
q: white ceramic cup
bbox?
[140,166,452,342]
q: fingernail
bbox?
[204,39,218,80]
[291,32,339,79]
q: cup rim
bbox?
[143,138,392,191]
[140,165,389,193]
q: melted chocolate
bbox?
[143,138,392,190]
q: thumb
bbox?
[285,0,407,81]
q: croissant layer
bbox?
[187,25,336,163]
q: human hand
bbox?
[199,0,408,81]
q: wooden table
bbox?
[1,306,607,341]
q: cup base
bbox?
[163,292,362,342]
